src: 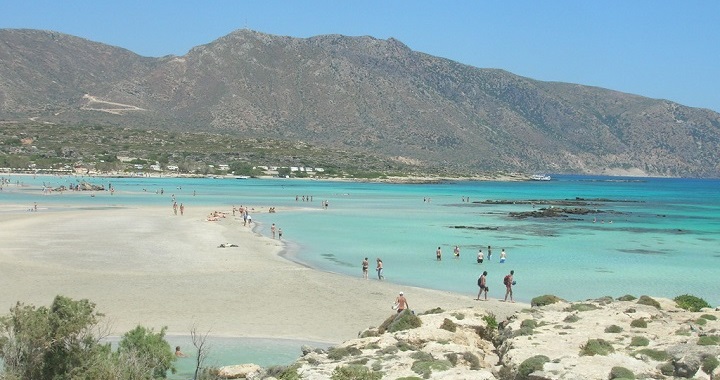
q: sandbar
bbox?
[0,201,525,344]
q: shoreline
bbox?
[0,199,526,345]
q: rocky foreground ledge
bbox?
[219,296,719,379]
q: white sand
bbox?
[0,202,525,344]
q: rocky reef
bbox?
[235,295,720,379]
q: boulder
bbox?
[217,363,262,379]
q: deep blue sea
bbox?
[3,173,719,375]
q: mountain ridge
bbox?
[1,28,719,177]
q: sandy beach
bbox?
[0,200,525,344]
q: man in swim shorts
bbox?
[477,249,484,264]
[362,257,369,279]
[395,291,409,313]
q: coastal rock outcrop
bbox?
[275,296,719,379]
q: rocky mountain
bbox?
[1,28,719,177]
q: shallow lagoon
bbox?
[3,173,719,369]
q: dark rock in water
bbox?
[450,226,499,230]
[509,207,600,219]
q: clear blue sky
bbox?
[2,1,719,112]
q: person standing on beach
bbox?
[477,249,484,264]
[499,249,507,263]
[271,223,276,238]
[436,246,442,261]
[179,203,184,216]
[476,271,488,300]
[453,245,460,258]
[173,201,178,215]
[278,228,283,239]
[395,291,409,313]
[487,245,492,261]
[362,257,369,279]
[376,258,384,280]
[503,270,515,302]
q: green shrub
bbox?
[609,366,635,379]
[564,314,580,323]
[396,377,424,380]
[674,294,711,312]
[697,336,720,346]
[634,348,669,361]
[516,355,550,379]
[440,318,457,332]
[636,295,661,309]
[617,294,637,301]
[411,356,451,379]
[379,310,422,334]
[331,364,382,380]
[451,312,465,320]
[658,362,674,376]
[700,314,718,321]
[410,351,434,361]
[702,355,720,376]
[565,303,600,312]
[380,346,398,355]
[371,361,383,372]
[515,319,536,336]
[630,318,648,328]
[629,336,649,347]
[580,339,615,356]
[349,358,369,365]
[605,324,623,333]
[462,351,481,370]
[696,318,707,326]
[531,295,564,307]
[328,346,363,360]
[483,313,498,330]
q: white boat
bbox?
[530,174,551,181]
[235,175,250,179]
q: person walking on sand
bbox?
[395,291,409,313]
[271,223,276,238]
[477,249,484,264]
[362,257,369,279]
[503,270,515,302]
[499,249,507,263]
[436,246,442,261]
[476,271,488,300]
[376,258,384,280]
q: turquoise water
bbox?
[3,173,719,369]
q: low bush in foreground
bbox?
[609,366,635,379]
[604,324,623,333]
[517,355,550,380]
[617,294,637,301]
[565,303,600,312]
[580,339,615,356]
[531,294,564,307]
[378,310,422,334]
[630,318,648,328]
[700,313,717,321]
[440,318,457,332]
[702,355,720,376]
[410,354,451,379]
[331,364,382,380]
[629,336,649,347]
[674,294,711,312]
[634,348,669,361]
[327,346,363,360]
[636,295,661,309]
[698,336,720,346]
